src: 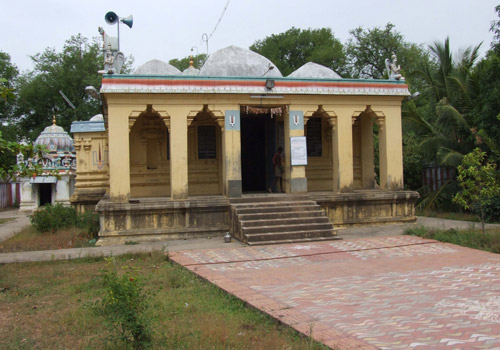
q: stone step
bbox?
[230,195,310,204]
[234,201,319,211]
[245,229,338,243]
[237,210,325,221]
[242,222,333,235]
[247,235,341,246]
[240,216,331,228]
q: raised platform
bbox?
[94,190,418,245]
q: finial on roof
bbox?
[189,56,194,68]
[53,115,56,125]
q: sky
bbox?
[2,0,499,72]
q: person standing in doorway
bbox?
[268,147,284,193]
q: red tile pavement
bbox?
[169,235,500,349]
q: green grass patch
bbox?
[406,226,500,253]
[416,210,480,222]
[0,253,329,350]
[0,217,15,225]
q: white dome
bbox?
[288,62,342,79]
[89,114,104,121]
[35,120,74,153]
[182,66,200,76]
[134,59,182,75]
[199,46,282,77]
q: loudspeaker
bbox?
[105,11,119,25]
[121,15,133,28]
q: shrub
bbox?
[30,204,78,233]
[77,210,100,238]
[92,258,153,349]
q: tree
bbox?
[0,52,18,121]
[453,148,500,235]
[250,27,346,77]
[14,35,110,140]
[169,53,207,71]
[345,23,428,80]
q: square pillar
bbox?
[108,104,131,202]
[168,107,191,200]
[377,107,404,190]
[361,115,375,188]
[285,109,307,193]
[332,108,354,192]
[223,109,242,197]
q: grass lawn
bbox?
[406,226,500,254]
[0,226,95,253]
[0,252,328,350]
[416,210,480,222]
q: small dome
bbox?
[199,46,282,77]
[89,114,104,121]
[35,119,74,153]
[134,59,182,75]
[182,66,200,76]
[288,62,342,79]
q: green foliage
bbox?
[15,35,104,140]
[169,53,207,71]
[406,226,500,254]
[76,210,100,238]
[92,258,152,349]
[453,148,500,234]
[0,52,18,121]
[402,131,423,190]
[250,27,346,77]
[345,23,428,80]
[30,204,78,233]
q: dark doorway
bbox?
[39,183,52,206]
[241,114,276,192]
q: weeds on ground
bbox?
[406,226,500,253]
[90,257,153,349]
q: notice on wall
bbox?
[290,136,308,166]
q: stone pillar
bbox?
[284,109,307,193]
[168,106,192,200]
[376,107,404,190]
[108,104,131,202]
[360,114,375,188]
[222,109,242,197]
[331,108,354,192]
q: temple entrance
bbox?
[39,183,52,206]
[240,112,277,192]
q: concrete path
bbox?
[0,208,30,243]
[169,236,500,349]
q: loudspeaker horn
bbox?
[105,11,119,25]
[121,15,133,29]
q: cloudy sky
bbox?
[2,0,498,72]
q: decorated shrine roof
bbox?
[35,117,75,153]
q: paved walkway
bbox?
[169,236,500,349]
[0,208,499,264]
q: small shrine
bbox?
[19,117,76,211]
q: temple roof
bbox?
[199,46,282,77]
[134,59,182,75]
[288,62,341,79]
[35,118,74,153]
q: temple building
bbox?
[71,46,418,245]
[19,118,76,211]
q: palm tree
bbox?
[404,38,482,210]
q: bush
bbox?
[30,204,78,233]
[480,197,500,223]
[77,210,100,238]
[92,258,153,349]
